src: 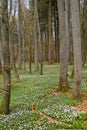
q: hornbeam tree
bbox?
[34,0,39,71]
[57,0,69,91]
[70,0,82,98]
[0,0,11,114]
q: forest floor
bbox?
[73,92,87,113]
[0,64,87,129]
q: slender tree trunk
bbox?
[68,0,73,65]
[36,0,43,75]
[44,32,48,62]
[11,33,20,82]
[70,0,82,98]
[65,0,70,66]
[57,0,69,91]
[34,0,39,71]
[0,28,4,69]
[48,0,52,64]
[0,0,11,114]
[54,5,59,63]
[29,39,32,74]
[28,0,34,74]
[17,0,22,69]
[22,22,26,72]
[83,0,87,66]
[39,33,43,75]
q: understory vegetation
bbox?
[0,64,87,129]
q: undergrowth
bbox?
[0,64,87,129]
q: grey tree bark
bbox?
[65,0,70,66]
[57,0,69,91]
[0,0,11,114]
[48,0,52,64]
[34,0,39,71]
[70,0,82,98]
[36,1,43,75]
[83,0,87,65]
[0,28,4,69]
[17,0,22,69]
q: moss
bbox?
[70,93,82,101]
[70,68,74,78]
[58,86,69,92]
[0,107,5,114]
[0,103,10,115]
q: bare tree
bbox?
[57,0,69,91]
[34,0,39,71]
[70,0,82,98]
[17,0,23,69]
[83,0,87,66]
[0,0,11,114]
[48,0,52,64]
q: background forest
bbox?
[0,0,87,129]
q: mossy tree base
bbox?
[58,77,70,92]
[70,68,74,78]
[0,106,10,115]
[71,93,82,100]
[58,86,69,92]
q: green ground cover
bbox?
[0,64,87,130]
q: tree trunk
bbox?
[36,0,43,75]
[29,39,32,74]
[34,0,39,71]
[54,4,59,63]
[17,0,22,69]
[65,0,70,66]
[0,28,4,70]
[48,0,52,64]
[10,32,20,82]
[70,0,82,98]
[83,0,87,66]
[0,0,11,114]
[57,0,69,91]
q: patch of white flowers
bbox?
[0,109,39,130]
[42,105,81,123]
